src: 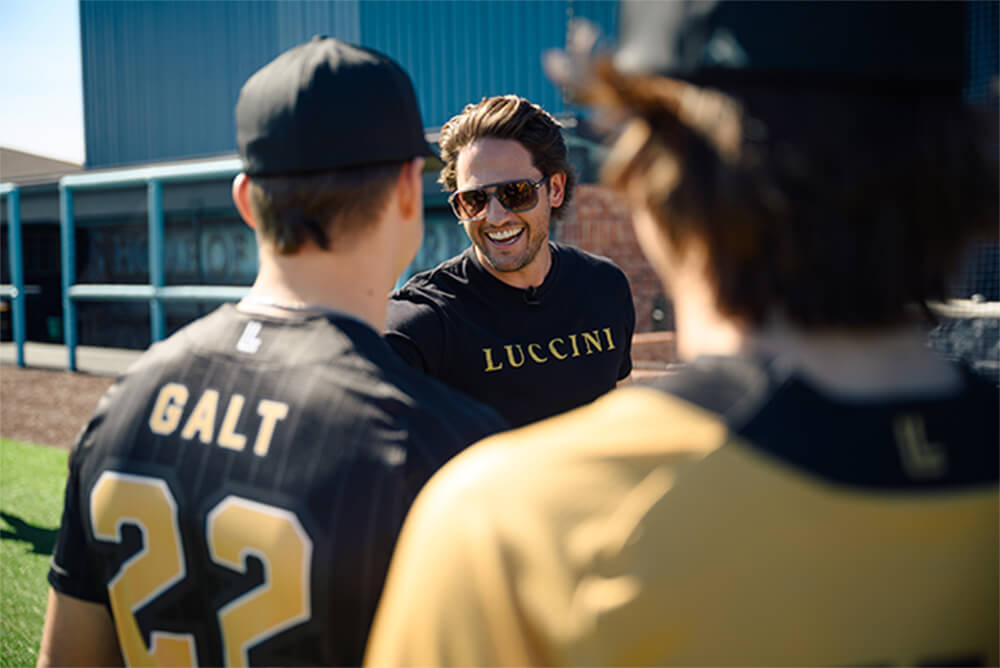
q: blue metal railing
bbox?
[1,183,26,366]
[59,157,248,371]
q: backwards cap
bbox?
[237,36,433,176]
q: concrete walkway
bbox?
[0,342,143,377]
[1,338,678,381]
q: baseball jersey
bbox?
[386,242,635,427]
[366,355,999,666]
[48,303,507,667]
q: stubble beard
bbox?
[475,226,548,273]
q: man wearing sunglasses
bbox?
[385,95,636,428]
[366,3,998,666]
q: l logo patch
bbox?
[236,321,263,354]
[893,413,947,479]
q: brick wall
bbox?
[631,331,678,370]
[558,184,671,338]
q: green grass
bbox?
[1,438,68,668]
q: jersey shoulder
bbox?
[648,355,1000,489]
[641,354,772,423]
[66,308,244,455]
[391,251,471,303]
[385,353,510,442]
[416,383,724,528]
[553,242,631,283]
[376,357,1000,667]
[125,303,360,374]
[551,243,634,314]
[370,383,724,664]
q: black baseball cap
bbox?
[236,36,434,176]
[615,1,967,95]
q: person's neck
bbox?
[473,242,552,290]
[672,281,961,398]
[246,242,394,332]
[670,264,744,361]
[742,319,962,397]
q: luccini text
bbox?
[482,327,617,372]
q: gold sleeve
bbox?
[364,448,548,667]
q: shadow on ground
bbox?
[0,511,58,555]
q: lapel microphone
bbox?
[523,286,540,305]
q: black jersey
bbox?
[386,242,635,427]
[48,304,507,667]
[367,355,998,666]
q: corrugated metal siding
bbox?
[275,1,361,53]
[81,0,617,169]
[360,0,617,129]
[80,1,361,169]
[966,0,999,101]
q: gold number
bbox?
[208,496,312,667]
[89,473,313,666]
[90,472,197,667]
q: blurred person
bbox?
[365,3,999,665]
[385,95,635,428]
[36,36,506,667]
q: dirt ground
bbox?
[0,363,671,452]
[0,366,115,451]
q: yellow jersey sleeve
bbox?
[365,387,723,666]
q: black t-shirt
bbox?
[48,304,508,667]
[385,242,635,427]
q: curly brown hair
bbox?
[438,95,576,221]
[588,62,998,329]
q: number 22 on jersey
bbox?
[89,471,313,667]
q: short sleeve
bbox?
[385,295,445,375]
[364,462,545,667]
[48,446,107,604]
[618,273,636,380]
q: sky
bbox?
[0,0,85,165]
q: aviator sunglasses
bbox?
[448,175,550,222]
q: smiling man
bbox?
[385,95,635,427]
[366,3,998,666]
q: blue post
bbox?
[59,157,243,358]
[148,179,165,342]
[59,185,77,371]
[7,188,25,366]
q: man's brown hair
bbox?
[438,95,576,221]
[247,162,403,254]
[591,63,997,328]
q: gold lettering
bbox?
[181,389,219,444]
[568,334,581,358]
[254,400,289,457]
[602,327,616,350]
[149,383,189,436]
[504,344,526,368]
[527,343,548,364]
[217,394,247,451]
[582,330,604,355]
[483,347,504,372]
[548,337,568,360]
[894,414,947,478]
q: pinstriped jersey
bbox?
[49,304,507,666]
[366,355,999,667]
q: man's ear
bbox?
[395,158,425,220]
[232,173,257,230]
[548,172,566,208]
